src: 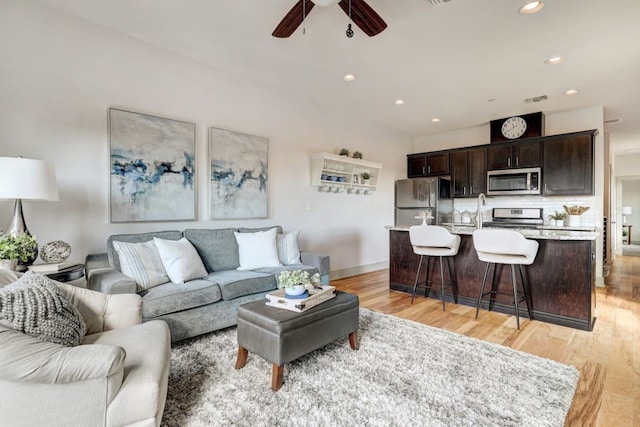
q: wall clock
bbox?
[490,111,545,143]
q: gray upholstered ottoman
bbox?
[235,290,359,390]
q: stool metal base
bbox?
[411,255,458,310]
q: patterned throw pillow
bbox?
[0,271,86,347]
[113,240,170,290]
[277,230,301,265]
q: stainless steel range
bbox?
[483,207,544,229]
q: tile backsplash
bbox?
[453,195,597,227]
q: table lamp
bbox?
[0,156,59,266]
[622,206,632,224]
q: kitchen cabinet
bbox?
[311,152,382,194]
[542,130,595,196]
[407,152,449,177]
[450,147,487,198]
[487,140,540,170]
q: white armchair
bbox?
[0,271,171,427]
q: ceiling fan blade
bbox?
[272,0,316,38]
[338,0,387,37]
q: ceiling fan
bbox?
[272,0,387,38]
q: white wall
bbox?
[0,0,410,276]
[411,106,606,284]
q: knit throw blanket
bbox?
[0,271,86,346]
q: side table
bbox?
[45,263,85,283]
[622,224,633,245]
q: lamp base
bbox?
[5,199,39,267]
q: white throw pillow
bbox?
[234,228,282,271]
[153,237,208,284]
[113,240,170,290]
[277,230,301,265]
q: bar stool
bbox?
[408,225,461,310]
[472,229,539,329]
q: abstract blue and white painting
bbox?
[209,128,268,219]
[109,108,196,222]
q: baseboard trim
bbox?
[330,261,388,281]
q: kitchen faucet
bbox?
[476,193,487,229]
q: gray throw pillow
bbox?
[0,271,86,346]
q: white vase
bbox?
[0,259,18,271]
[555,219,564,227]
[285,284,306,296]
[568,215,581,227]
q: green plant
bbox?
[352,151,363,159]
[339,148,349,156]
[277,270,320,288]
[361,172,371,180]
[0,233,38,262]
[549,211,566,221]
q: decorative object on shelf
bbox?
[622,206,632,224]
[109,108,196,222]
[209,127,269,219]
[339,148,350,157]
[352,151,363,159]
[277,269,321,297]
[361,172,370,184]
[549,211,566,227]
[0,156,58,268]
[489,111,545,143]
[311,152,381,195]
[0,233,38,271]
[40,240,72,263]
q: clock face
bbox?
[501,116,528,139]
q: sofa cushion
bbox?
[141,279,222,318]
[108,230,183,271]
[112,240,169,290]
[234,228,282,271]
[0,272,86,347]
[82,320,171,427]
[183,228,239,272]
[205,270,276,301]
[153,237,207,284]
[254,264,318,277]
[237,226,283,234]
[277,229,301,265]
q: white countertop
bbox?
[387,225,599,241]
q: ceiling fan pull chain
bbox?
[346,0,354,37]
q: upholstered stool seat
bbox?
[235,291,359,390]
[472,229,539,329]
[408,225,461,310]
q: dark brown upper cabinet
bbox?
[542,130,596,196]
[450,147,487,198]
[407,152,449,177]
[487,140,541,170]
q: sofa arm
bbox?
[86,253,138,294]
[300,252,330,284]
[57,282,142,334]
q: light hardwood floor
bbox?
[332,255,639,427]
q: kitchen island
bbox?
[389,226,598,331]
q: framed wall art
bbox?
[209,127,268,219]
[109,108,196,222]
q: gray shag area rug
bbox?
[163,309,578,427]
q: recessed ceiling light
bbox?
[431,118,441,123]
[519,1,544,15]
[544,56,564,65]
[563,89,579,95]
[343,74,356,82]
[393,99,405,106]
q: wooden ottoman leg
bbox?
[235,346,249,369]
[272,364,284,391]
[348,331,359,350]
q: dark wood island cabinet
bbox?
[389,228,596,331]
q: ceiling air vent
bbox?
[427,0,452,6]
[524,95,548,103]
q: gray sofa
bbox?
[85,226,330,342]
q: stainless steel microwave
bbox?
[487,167,541,196]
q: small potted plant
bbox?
[339,148,350,157]
[278,269,321,297]
[549,211,566,227]
[0,233,38,271]
[361,172,371,185]
[352,151,363,159]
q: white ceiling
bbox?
[35,0,640,154]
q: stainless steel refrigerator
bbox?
[394,177,453,226]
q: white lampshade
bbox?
[0,157,59,201]
[622,206,632,215]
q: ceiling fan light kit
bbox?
[273,0,386,38]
